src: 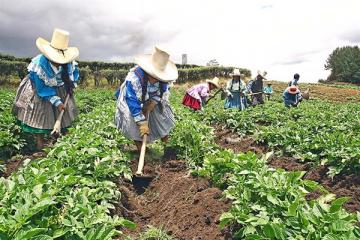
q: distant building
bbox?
[207,59,219,66]
[182,54,187,65]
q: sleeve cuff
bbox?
[151,96,161,103]
[134,113,146,123]
[49,96,62,106]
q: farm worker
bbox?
[263,82,273,100]
[283,85,303,108]
[114,46,178,151]
[224,69,248,110]
[248,70,267,106]
[182,77,220,111]
[288,73,300,86]
[13,28,80,150]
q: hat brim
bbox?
[288,88,300,94]
[135,54,178,82]
[36,37,79,64]
[206,79,220,88]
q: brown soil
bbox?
[304,166,360,213]
[213,124,360,213]
[1,152,46,177]
[269,81,360,103]
[116,160,231,240]
[213,124,266,154]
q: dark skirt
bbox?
[182,93,201,110]
[12,76,78,133]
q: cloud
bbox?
[0,0,360,83]
[340,30,360,44]
[0,0,179,61]
[260,4,273,10]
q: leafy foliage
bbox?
[202,98,360,177]
[325,46,360,84]
[169,94,360,239]
[0,98,134,239]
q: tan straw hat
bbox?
[135,46,178,82]
[257,70,267,79]
[206,77,220,88]
[36,28,79,64]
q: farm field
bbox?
[0,82,359,240]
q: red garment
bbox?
[182,93,201,110]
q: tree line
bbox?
[0,53,251,86]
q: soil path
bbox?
[117,160,231,240]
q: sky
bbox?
[0,0,360,82]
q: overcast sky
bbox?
[1,0,360,82]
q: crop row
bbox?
[199,97,360,177]
[0,99,135,239]
[168,94,360,239]
[0,88,116,164]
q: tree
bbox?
[325,46,360,84]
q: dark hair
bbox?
[294,73,300,80]
[61,64,75,96]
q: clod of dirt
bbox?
[213,124,267,154]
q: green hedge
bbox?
[0,53,251,86]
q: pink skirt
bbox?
[182,93,201,110]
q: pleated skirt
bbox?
[12,76,78,133]
[115,96,175,142]
[182,93,202,110]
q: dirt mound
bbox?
[305,166,360,213]
[117,160,231,240]
[1,152,46,177]
[213,124,266,154]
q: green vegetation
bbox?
[0,83,359,239]
[0,98,134,239]
[0,53,249,87]
[200,98,360,177]
[325,46,360,84]
[168,91,360,239]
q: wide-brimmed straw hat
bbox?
[135,46,178,82]
[206,77,220,88]
[36,28,79,64]
[230,68,241,76]
[257,70,267,79]
[288,85,300,94]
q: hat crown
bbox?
[232,68,241,76]
[50,28,69,50]
[152,46,169,71]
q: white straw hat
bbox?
[257,70,267,79]
[36,28,79,64]
[135,46,178,82]
[206,77,220,88]
[230,68,241,76]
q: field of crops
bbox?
[0,84,359,239]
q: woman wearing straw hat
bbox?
[283,85,303,108]
[13,28,80,150]
[114,46,178,151]
[224,69,247,110]
[182,77,220,111]
[248,70,267,106]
